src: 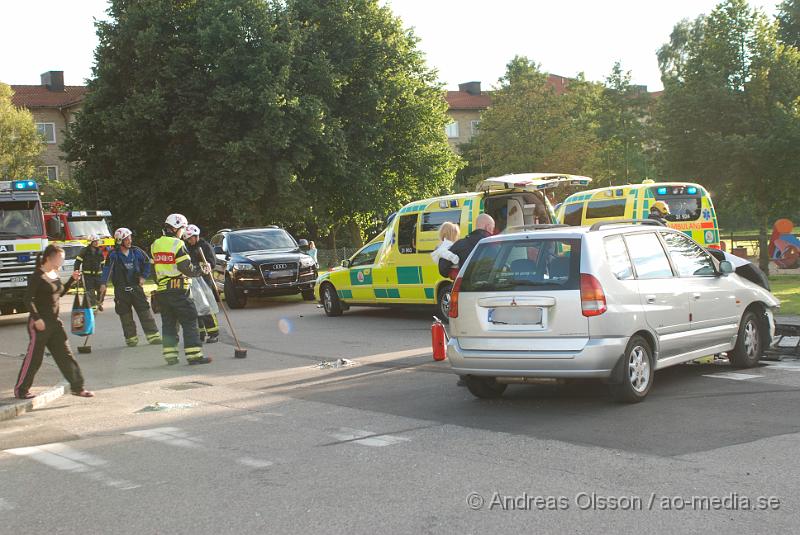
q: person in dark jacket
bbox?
[184,224,220,343]
[73,233,105,310]
[14,244,94,399]
[100,227,162,347]
[648,201,670,226]
[438,213,495,278]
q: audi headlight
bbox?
[233,263,255,271]
[300,256,315,267]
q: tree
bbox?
[286,0,460,246]
[65,0,314,242]
[0,83,43,181]
[777,0,800,47]
[596,62,654,186]
[455,56,604,190]
[656,0,800,270]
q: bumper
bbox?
[446,336,628,379]
[233,277,315,296]
[0,287,27,305]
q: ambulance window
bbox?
[586,199,626,219]
[563,203,584,226]
[421,210,461,232]
[397,214,418,254]
[350,242,382,267]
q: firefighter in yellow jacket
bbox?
[151,214,212,365]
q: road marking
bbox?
[125,427,203,449]
[703,372,762,381]
[4,443,140,490]
[327,427,411,447]
[237,457,273,469]
[762,359,800,370]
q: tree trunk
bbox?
[348,219,363,248]
[758,212,770,274]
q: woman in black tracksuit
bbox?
[13,244,95,400]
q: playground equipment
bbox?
[768,219,800,269]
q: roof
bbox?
[445,90,492,110]
[9,85,87,109]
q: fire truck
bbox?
[43,203,113,282]
[0,180,47,315]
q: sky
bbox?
[0,0,780,91]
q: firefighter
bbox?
[648,201,670,226]
[73,233,105,311]
[184,224,219,343]
[151,214,212,365]
[100,228,162,347]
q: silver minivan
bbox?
[446,221,780,402]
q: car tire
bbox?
[224,276,247,309]
[301,289,316,301]
[729,310,762,368]
[321,283,343,317]
[465,376,507,399]
[436,282,453,324]
[609,335,654,403]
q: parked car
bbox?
[210,227,317,308]
[446,220,780,403]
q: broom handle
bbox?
[197,248,244,350]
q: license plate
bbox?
[488,307,543,325]
[268,270,293,279]
[10,276,27,283]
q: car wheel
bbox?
[465,376,507,399]
[224,276,247,309]
[301,289,316,301]
[609,335,654,403]
[436,282,453,324]
[729,310,762,368]
[321,283,343,317]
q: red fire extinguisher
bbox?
[431,317,447,361]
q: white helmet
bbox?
[165,213,188,230]
[88,233,100,243]
[184,224,201,239]
[114,228,132,242]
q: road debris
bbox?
[315,358,356,369]
[137,402,195,413]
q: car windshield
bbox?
[227,229,296,253]
[460,238,580,292]
[0,201,44,238]
[67,218,111,239]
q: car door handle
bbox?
[693,293,701,300]
[645,295,656,304]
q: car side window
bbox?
[623,232,674,279]
[562,203,584,226]
[604,235,634,280]
[660,232,716,277]
[397,214,418,254]
[350,243,382,267]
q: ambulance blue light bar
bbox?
[657,187,667,195]
[12,180,38,191]
[687,186,698,195]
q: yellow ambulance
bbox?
[314,173,592,319]
[556,180,721,248]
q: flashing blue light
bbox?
[657,187,667,195]
[12,180,37,191]
[687,186,698,195]
[17,255,31,263]
[450,199,458,208]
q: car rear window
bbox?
[460,238,580,292]
[586,199,626,219]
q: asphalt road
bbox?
[1,295,799,533]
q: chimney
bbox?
[458,81,481,96]
[41,71,65,92]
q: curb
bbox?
[0,382,66,422]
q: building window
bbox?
[36,123,56,144]
[470,120,480,135]
[38,166,59,181]
[445,121,459,139]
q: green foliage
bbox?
[0,83,43,180]
[777,0,800,47]
[655,0,800,270]
[65,0,458,246]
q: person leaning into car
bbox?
[438,213,495,279]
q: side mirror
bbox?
[297,239,309,250]
[341,259,350,268]
[719,260,734,275]
[46,218,63,239]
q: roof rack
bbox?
[589,219,665,231]
[504,223,570,233]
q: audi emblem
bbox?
[273,263,288,270]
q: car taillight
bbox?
[580,273,606,317]
[448,277,462,319]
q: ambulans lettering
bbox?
[0,244,11,252]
